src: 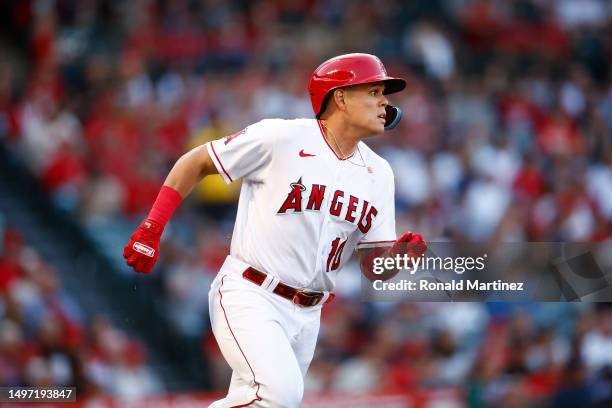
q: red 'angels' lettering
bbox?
[277,178,305,213]
[345,195,359,223]
[357,200,377,233]
[306,184,325,210]
[329,191,344,216]
[276,179,377,234]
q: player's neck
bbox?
[319,118,361,159]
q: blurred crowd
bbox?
[306,301,612,407]
[1,0,612,405]
[1,0,611,238]
[0,221,163,398]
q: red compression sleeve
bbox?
[146,185,183,228]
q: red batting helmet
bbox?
[308,53,406,129]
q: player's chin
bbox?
[359,120,385,137]
[370,121,385,135]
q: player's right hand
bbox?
[123,219,163,274]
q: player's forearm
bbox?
[163,145,218,198]
[375,249,403,281]
[359,248,401,282]
[124,145,219,273]
[141,145,218,229]
[358,233,426,282]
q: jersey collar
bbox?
[316,120,355,161]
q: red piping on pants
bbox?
[218,276,262,407]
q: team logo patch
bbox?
[133,242,155,257]
[224,128,246,145]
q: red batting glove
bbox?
[122,185,183,274]
[390,232,427,259]
[123,219,163,274]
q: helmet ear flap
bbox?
[384,105,402,131]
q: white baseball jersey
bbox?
[205,118,396,292]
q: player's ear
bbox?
[333,88,347,112]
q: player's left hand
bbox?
[390,232,427,259]
[122,219,163,274]
[358,232,427,282]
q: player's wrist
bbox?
[139,219,164,236]
[145,185,183,230]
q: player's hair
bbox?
[317,90,339,119]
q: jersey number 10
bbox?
[326,237,347,272]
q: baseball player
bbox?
[123,53,426,407]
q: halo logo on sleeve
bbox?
[224,128,247,145]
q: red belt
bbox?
[242,267,334,307]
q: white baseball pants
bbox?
[208,257,322,408]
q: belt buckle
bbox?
[292,290,322,307]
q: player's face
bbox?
[344,82,388,135]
